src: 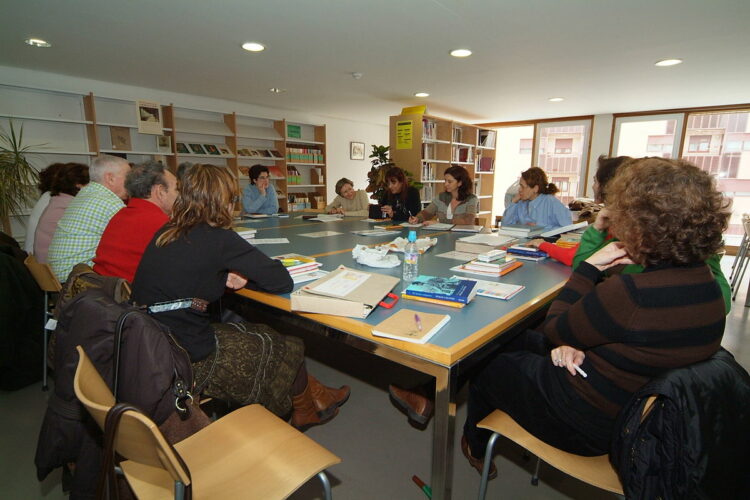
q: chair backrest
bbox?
[73,345,190,486]
[24,254,62,292]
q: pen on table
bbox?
[574,365,588,378]
[414,313,423,331]
[412,475,432,499]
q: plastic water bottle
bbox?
[402,230,419,282]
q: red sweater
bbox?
[93,198,169,283]
[538,241,579,266]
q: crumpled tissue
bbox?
[352,244,401,268]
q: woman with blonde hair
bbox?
[132,164,349,430]
[502,166,572,230]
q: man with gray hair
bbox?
[48,155,130,281]
[93,161,177,283]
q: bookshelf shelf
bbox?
[0,113,92,125]
[100,149,174,156]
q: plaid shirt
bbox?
[48,182,125,281]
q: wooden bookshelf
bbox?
[389,113,497,226]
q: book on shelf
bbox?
[403,275,478,304]
[422,143,435,160]
[371,309,451,344]
[477,157,494,173]
[478,130,496,148]
[451,224,484,233]
[497,224,546,237]
[451,260,523,277]
[422,118,436,140]
[267,166,285,178]
[400,293,467,308]
[109,126,132,151]
[452,127,463,144]
[452,276,525,301]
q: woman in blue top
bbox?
[242,164,279,215]
[502,167,571,230]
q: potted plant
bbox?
[365,144,422,203]
[0,121,40,236]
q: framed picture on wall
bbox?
[350,141,365,160]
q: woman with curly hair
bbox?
[461,158,729,477]
[132,164,349,430]
[409,165,478,225]
[502,166,572,230]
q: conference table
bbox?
[233,214,572,500]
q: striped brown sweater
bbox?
[543,261,725,417]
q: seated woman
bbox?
[325,177,370,216]
[25,163,66,254]
[502,166,572,230]
[241,164,278,215]
[34,163,89,263]
[462,158,729,477]
[409,165,478,226]
[132,164,349,430]
[380,166,421,221]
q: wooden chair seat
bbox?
[477,410,623,496]
[74,346,341,499]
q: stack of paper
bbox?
[273,253,322,278]
[497,224,545,237]
[233,228,257,241]
[455,233,516,254]
[451,258,523,277]
[423,223,455,231]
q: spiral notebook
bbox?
[372,309,451,344]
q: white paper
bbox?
[292,270,329,284]
[436,251,477,261]
[311,214,344,222]
[400,222,423,228]
[310,269,371,297]
[45,318,58,330]
[450,276,524,300]
[351,229,396,236]
[251,238,290,244]
[300,231,343,238]
[540,221,589,238]
[423,223,455,230]
[459,234,516,246]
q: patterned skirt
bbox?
[192,321,304,417]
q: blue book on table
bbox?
[403,275,478,304]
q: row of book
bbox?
[452,145,473,163]
[421,162,436,180]
[287,147,324,163]
[287,166,302,184]
[423,119,437,140]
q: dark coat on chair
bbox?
[611,349,750,499]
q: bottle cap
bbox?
[408,230,417,242]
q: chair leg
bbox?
[42,292,49,392]
[174,480,185,500]
[530,457,541,486]
[732,251,749,301]
[728,233,747,280]
[478,433,500,500]
[730,242,748,292]
[318,471,333,500]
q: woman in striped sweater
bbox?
[461,157,730,477]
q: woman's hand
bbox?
[408,215,420,224]
[225,272,248,290]
[550,345,586,376]
[328,207,343,215]
[593,207,610,231]
[585,241,635,271]
[423,220,436,226]
[526,238,544,248]
[256,177,268,196]
[381,205,393,218]
[511,193,521,203]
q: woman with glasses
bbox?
[242,164,279,214]
[132,164,349,430]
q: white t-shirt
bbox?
[24,191,51,253]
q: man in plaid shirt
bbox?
[48,155,130,282]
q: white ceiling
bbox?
[1,0,748,125]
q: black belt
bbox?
[147,298,208,314]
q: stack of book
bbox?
[402,275,478,309]
[233,228,257,241]
[273,253,322,278]
[497,224,545,238]
[507,245,548,261]
[455,233,516,254]
[451,258,523,277]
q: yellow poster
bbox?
[396,120,413,150]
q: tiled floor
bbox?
[1,257,747,499]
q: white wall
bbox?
[0,65,388,240]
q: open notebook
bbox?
[372,309,451,344]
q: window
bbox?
[554,138,573,154]
[688,135,712,152]
[682,110,750,240]
[519,138,532,154]
[613,114,683,158]
[534,119,592,206]
[491,125,534,218]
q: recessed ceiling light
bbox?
[269,87,286,94]
[415,92,430,98]
[449,48,472,58]
[242,42,265,52]
[25,38,51,48]
[654,58,683,67]
[548,97,564,102]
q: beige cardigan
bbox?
[324,189,370,216]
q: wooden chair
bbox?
[73,346,342,499]
[23,254,62,391]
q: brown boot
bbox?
[291,381,339,431]
[308,375,350,420]
[389,384,434,424]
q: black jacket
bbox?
[611,349,750,499]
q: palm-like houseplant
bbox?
[365,144,421,203]
[0,121,40,236]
